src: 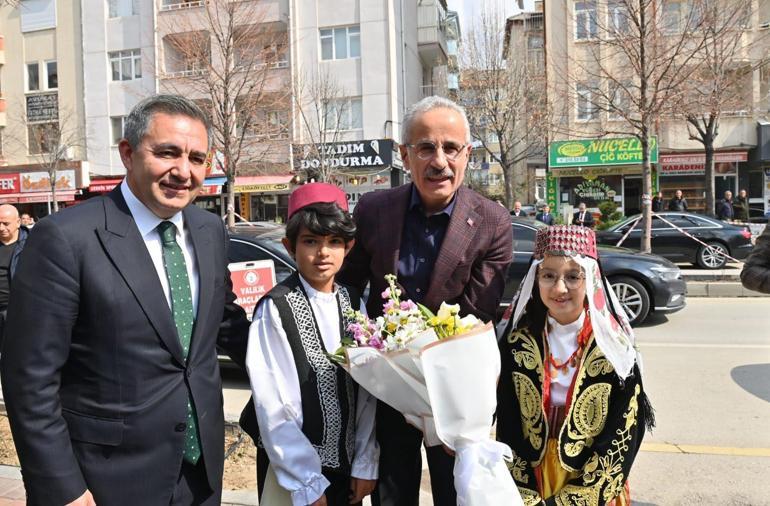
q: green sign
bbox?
[549,137,658,168]
[546,171,558,210]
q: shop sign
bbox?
[294,139,394,170]
[660,162,737,176]
[549,137,658,168]
[235,182,290,193]
[228,260,276,321]
[550,166,642,177]
[21,170,76,192]
[574,179,616,201]
[546,171,558,209]
[0,174,20,194]
[26,93,59,122]
[660,152,747,165]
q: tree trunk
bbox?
[227,173,236,229]
[503,163,514,210]
[640,135,652,253]
[703,134,715,217]
[50,167,59,214]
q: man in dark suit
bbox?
[0,95,249,506]
[572,202,595,228]
[511,200,524,217]
[536,204,555,225]
[338,96,513,506]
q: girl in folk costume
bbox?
[244,183,378,506]
[496,225,654,506]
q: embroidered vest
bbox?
[267,274,360,476]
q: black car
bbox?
[228,229,295,287]
[508,218,686,325]
[594,212,754,269]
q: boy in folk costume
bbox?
[244,183,378,506]
[496,226,654,505]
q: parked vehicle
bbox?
[594,212,753,269]
[508,218,686,325]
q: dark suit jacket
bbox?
[337,184,513,323]
[535,212,554,226]
[572,211,595,228]
[0,188,249,505]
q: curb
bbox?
[686,281,770,297]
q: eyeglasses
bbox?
[537,270,586,289]
[405,141,468,161]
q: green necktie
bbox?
[158,220,201,465]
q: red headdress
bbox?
[287,183,349,219]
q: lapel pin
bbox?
[467,218,474,227]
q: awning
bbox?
[88,178,124,193]
[0,190,78,204]
[233,174,293,193]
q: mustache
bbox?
[425,166,455,179]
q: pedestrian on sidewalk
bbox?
[668,190,689,212]
[0,95,249,506]
[241,183,378,506]
[733,189,749,222]
[740,224,770,293]
[717,191,734,221]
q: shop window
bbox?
[574,1,597,40]
[320,26,361,60]
[109,49,142,81]
[110,116,125,145]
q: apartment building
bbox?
[540,0,770,217]
[0,0,89,217]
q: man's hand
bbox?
[349,478,376,503]
[309,494,327,506]
[66,490,96,506]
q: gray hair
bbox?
[401,96,471,145]
[124,94,213,150]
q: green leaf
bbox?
[417,303,436,319]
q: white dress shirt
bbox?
[546,311,585,407]
[246,275,378,506]
[120,180,199,316]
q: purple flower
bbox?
[400,300,417,311]
[381,288,391,299]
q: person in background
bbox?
[571,202,594,228]
[667,190,688,211]
[0,204,28,347]
[651,191,664,213]
[536,204,555,225]
[20,213,35,228]
[512,201,524,217]
[741,224,770,294]
[733,189,749,222]
[717,190,734,221]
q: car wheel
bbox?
[609,276,650,326]
[697,242,728,269]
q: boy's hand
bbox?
[349,478,376,503]
[309,495,327,506]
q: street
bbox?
[221,298,770,504]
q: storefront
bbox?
[547,137,658,217]
[658,151,748,214]
[233,175,294,222]
[0,162,89,217]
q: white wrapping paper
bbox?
[420,323,523,506]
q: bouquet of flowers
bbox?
[334,275,523,506]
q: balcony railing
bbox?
[160,0,205,12]
[163,68,207,78]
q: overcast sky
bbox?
[447,0,534,33]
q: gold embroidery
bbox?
[507,449,530,484]
[509,329,542,375]
[513,372,544,450]
[565,382,611,457]
[554,483,600,506]
[519,487,543,506]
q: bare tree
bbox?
[159,0,290,227]
[678,0,767,216]
[557,0,709,252]
[293,68,357,183]
[458,4,550,208]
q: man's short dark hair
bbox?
[124,94,212,150]
[285,202,356,249]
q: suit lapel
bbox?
[96,189,185,365]
[424,188,482,309]
[184,207,215,361]
[380,184,411,274]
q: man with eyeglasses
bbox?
[338,96,513,506]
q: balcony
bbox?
[160,0,205,11]
[417,1,448,66]
[159,0,288,27]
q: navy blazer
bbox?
[536,212,555,226]
[0,188,248,505]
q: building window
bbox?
[576,83,597,121]
[28,122,59,155]
[608,0,631,35]
[267,110,289,138]
[109,49,142,81]
[20,0,56,33]
[607,81,631,120]
[108,0,138,17]
[110,116,125,145]
[323,98,363,131]
[661,1,683,33]
[575,1,597,40]
[46,61,58,90]
[320,26,361,60]
[27,63,40,92]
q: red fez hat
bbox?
[287,182,349,219]
[534,225,598,260]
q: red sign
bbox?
[660,151,747,165]
[88,178,124,193]
[228,260,276,320]
[0,174,20,194]
[0,190,77,204]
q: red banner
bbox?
[0,174,20,194]
[228,260,276,320]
